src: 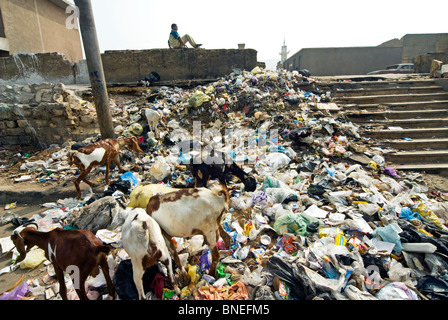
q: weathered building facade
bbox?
[0,0,83,62]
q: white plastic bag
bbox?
[149,156,171,181]
[375,282,418,300]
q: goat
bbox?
[145,108,161,137]
[70,136,143,198]
[146,183,230,279]
[11,225,115,300]
[121,208,180,300]
[189,149,257,192]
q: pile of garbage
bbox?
[1,67,448,301]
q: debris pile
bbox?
[1,67,448,300]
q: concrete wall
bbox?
[101,49,258,83]
[401,33,448,62]
[0,52,78,84]
[284,33,448,76]
[0,0,83,62]
[0,49,258,85]
[285,47,403,76]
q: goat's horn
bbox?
[24,222,38,230]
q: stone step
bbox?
[353,118,448,128]
[380,138,448,150]
[346,109,448,121]
[392,163,448,176]
[385,150,448,164]
[346,100,448,111]
[336,92,448,104]
[320,79,437,91]
[363,127,448,139]
[332,86,443,97]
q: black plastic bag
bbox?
[145,72,160,82]
[107,179,132,195]
[114,259,159,300]
[299,69,311,77]
[417,275,448,300]
[266,256,316,300]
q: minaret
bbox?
[279,39,289,64]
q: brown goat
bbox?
[11,226,115,300]
[70,136,143,198]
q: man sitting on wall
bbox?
[168,23,202,49]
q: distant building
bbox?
[283,33,448,76]
[0,0,82,62]
[279,39,289,64]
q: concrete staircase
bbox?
[326,78,448,175]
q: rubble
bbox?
[1,67,448,301]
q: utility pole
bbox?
[74,0,115,139]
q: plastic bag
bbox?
[413,202,447,230]
[400,207,421,221]
[149,156,171,181]
[19,247,47,269]
[265,152,291,171]
[189,91,210,108]
[387,259,412,282]
[328,191,352,206]
[273,213,319,236]
[358,202,379,216]
[266,256,316,300]
[344,284,378,300]
[417,275,448,300]
[241,266,265,287]
[120,172,140,189]
[372,222,403,253]
[128,184,176,208]
[0,282,29,300]
[376,282,418,300]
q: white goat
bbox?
[121,208,180,300]
[144,108,161,137]
[146,183,230,278]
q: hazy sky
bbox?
[87,0,448,69]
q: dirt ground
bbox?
[0,205,48,299]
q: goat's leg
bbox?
[204,230,220,277]
[104,160,111,185]
[194,168,210,188]
[80,166,98,188]
[164,257,180,295]
[74,177,82,199]
[218,223,232,248]
[54,265,68,300]
[162,232,188,285]
[132,264,146,300]
[112,155,125,174]
[75,273,90,300]
[99,257,115,300]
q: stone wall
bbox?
[0,83,100,148]
[0,49,259,85]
